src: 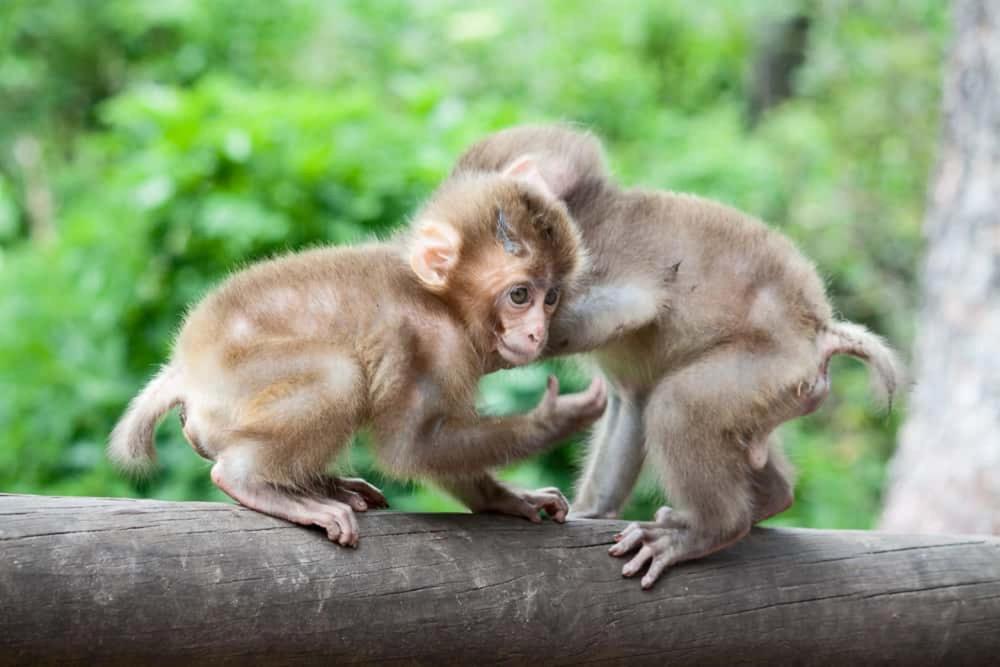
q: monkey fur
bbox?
[109,166,608,547]
[454,124,904,587]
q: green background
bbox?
[0,1,944,526]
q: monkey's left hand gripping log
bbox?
[2,493,999,665]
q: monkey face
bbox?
[493,279,560,365]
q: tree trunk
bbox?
[881,0,1000,534]
[746,13,811,127]
[3,494,1000,665]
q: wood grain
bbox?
[2,494,999,665]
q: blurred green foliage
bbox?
[0,1,946,526]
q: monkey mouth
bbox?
[497,338,541,366]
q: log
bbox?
[1,494,999,665]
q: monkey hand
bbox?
[476,484,570,524]
[532,375,608,441]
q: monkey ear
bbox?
[410,220,461,289]
[503,155,558,200]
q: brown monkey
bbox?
[109,165,608,547]
[454,124,903,587]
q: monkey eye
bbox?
[509,286,530,305]
[544,287,560,306]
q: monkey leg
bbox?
[571,387,646,519]
[609,348,798,588]
[211,455,360,547]
[207,352,369,546]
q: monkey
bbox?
[108,162,608,547]
[452,124,904,588]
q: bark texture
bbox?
[881,0,1000,534]
[2,494,1000,665]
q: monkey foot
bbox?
[211,463,361,547]
[318,476,389,512]
[480,485,569,523]
[608,506,747,589]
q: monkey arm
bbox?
[407,376,607,475]
[570,389,646,519]
[547,282,663,356]
[411,413,569,475]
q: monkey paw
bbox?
[608,507,685,589]
[480,485,569,523]
[537,375,608,437]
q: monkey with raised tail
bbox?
[109,162,608,546]
[454,124,904,588]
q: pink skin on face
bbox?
[495,284,559,366]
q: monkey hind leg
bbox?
[611,348,794,588]
[210,449,360,547]
[206,351,371,544]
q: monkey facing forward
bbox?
[109,164,610,546]
[454,125,904,588]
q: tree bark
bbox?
[2,494,999,665]
[881,0,1000,534]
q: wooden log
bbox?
[1,493,999,665]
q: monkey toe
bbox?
[613,523,687,586]
[641,554,673,589]
[621,544,655,577]
[339,491,369,512]
[307,499,359,547]
[654,506,675,524]
[609,522,644,555]
[336,477,389,509]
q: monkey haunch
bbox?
[455,125,904,588]
[109,168,607,546]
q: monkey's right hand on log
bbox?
[532,375,608,441]
[479,485,570,524]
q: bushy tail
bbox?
[108,364,184,474]
[819,321,906,409]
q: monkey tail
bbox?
[108,364,184,475]
[818,321,905,410]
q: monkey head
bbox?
[408,158,585,366]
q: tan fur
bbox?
[108,172,606,546]
[454,124,905,587]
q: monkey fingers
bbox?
[562,376,609,424]
[478,491,540,523]
[546,376,608,434]
[477,485,569,523]
[520,486,570,523]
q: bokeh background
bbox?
[0,1,946,525]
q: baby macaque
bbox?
[454,124,904,587]
[109,165,607,546]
